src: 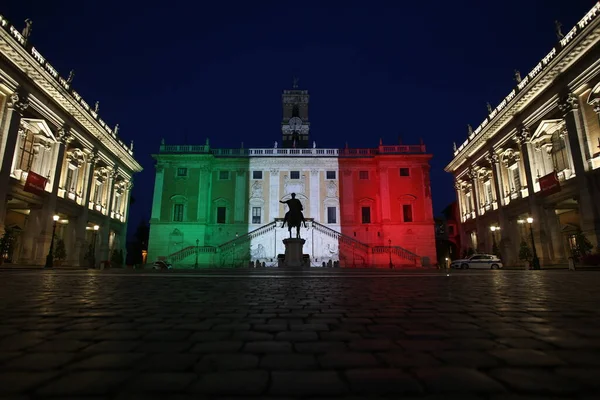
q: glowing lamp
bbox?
[53,215,60,222]
[93,225,100,231]
[526,217,533,224]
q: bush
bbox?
[519,240,532,261]
[54,238,67,261]
[572,230,593,261]
[580,253,600,266]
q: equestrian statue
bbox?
[280,193,306,239]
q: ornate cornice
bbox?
[559,92,580,115]
[7,92,29,115]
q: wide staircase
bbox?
[166,220,422,267]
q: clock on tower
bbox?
[281,80,310,148]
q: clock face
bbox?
[289,117,302,130]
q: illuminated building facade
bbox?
[445,2,600,266]
[148,86,436,267]
[0,15,142,266]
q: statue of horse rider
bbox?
[280,193,306,238]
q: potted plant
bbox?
[54,238,67,266]
[519,240,532,269]
[572,230,593,263]
[0,228,16,266]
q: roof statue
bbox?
[514,70,522,83]
[130,140,134,151]
[453,142,457,152]
[274,141,278,148]
[468,124,474,135]
[114,124,119,136]
[555,20,564,39]
[487,102,493,113]
[313,141,316,148]
[67,70,75,85]
[94,101,100,113]
[22,19,32,41]
[292,76,299,89]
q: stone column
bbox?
[487,151,511,261]
[99,167,117,264]
[341,170,354,224]
[150,164,164,221]
[32,127,70,265]
[234,169,246,224]
[467,168,484,251]
[71,152,98,266]
[454,182,468,256]
[559,93,600,249]
[0,91,29,235]
[515,127,551,264]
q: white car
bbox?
[152,261,172,270]
[451,254,503,269]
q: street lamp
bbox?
[388,239,393,269]
[526,217,541,270]
[490,226,500,255]
[44,215,60,268]
[92,225,99,268]
[195,239,199,269]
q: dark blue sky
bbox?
[3,0,596,232]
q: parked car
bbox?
[152,261,172,270]
[450,254,503,269]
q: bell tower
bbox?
[281,77,310,148]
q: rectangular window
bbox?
[94,183,103,204]
[65,168,75,192]
[359,171,369,180]
[327,206,337,223]
[17,131,35,171]
[361,206,371,224]
[403,204,413,222]
[509,166,521,191]
[252,170,262,180]
[219,171,229,180]
[252,207,261,224]
[173,204,184,222]
[399,168,410,176]
[485,181,493,203]
[217,207,226,224]
[177,167,188,177]
[448,225,455,235]
[290,171,300,179]
[326,171,336,180]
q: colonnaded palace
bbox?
[148,84,436,267]
[0,14,142,267]
[446,2,600,267]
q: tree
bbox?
[0,228,17,264]
[54,238,67,261]
[519,240,532,262]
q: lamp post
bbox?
[44,215,60,268]
[490,226,499,255]
[195,239,199,269]
[527,217,541,270]
[92,225,99,268]
[388,239,393,269]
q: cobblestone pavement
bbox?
[0,268,599,399]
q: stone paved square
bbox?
[0,268,599,398]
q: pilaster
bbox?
[234,169,246,223]
[310,169,319,221]
[150,164,164,221]
[269,168,279,222]
[0,91,29,235]
[560,92,600,249]
[379,167,391,222]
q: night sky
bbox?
[3,0,596,234]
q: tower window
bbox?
[326,171,336,180]
[327,207,337,224]
[217,207,226,224]
[399,168,410,177]
[177,168,188,177]
[290,171,300,179]
[403,204,413,222]
[219,171,229,180]
[173,204,184,222]
[359,171,369,180]
[252,207,261,224]
[361,207,371,224]
[253,171,262,180]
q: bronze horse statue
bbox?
[280,193,306,239]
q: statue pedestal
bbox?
[282,238,306,267]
